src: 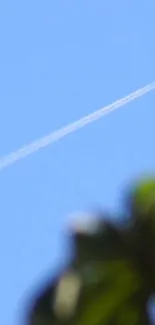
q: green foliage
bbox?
[26,177,155,325]
[127,177,155,220]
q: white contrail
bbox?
[0,81,155,172]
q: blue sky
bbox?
[0,1,155,324]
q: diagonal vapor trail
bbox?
[0,81,155,172]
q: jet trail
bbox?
[0,82,155,172]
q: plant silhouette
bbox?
[26,177,155,325]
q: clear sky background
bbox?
[0,1,155,324]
